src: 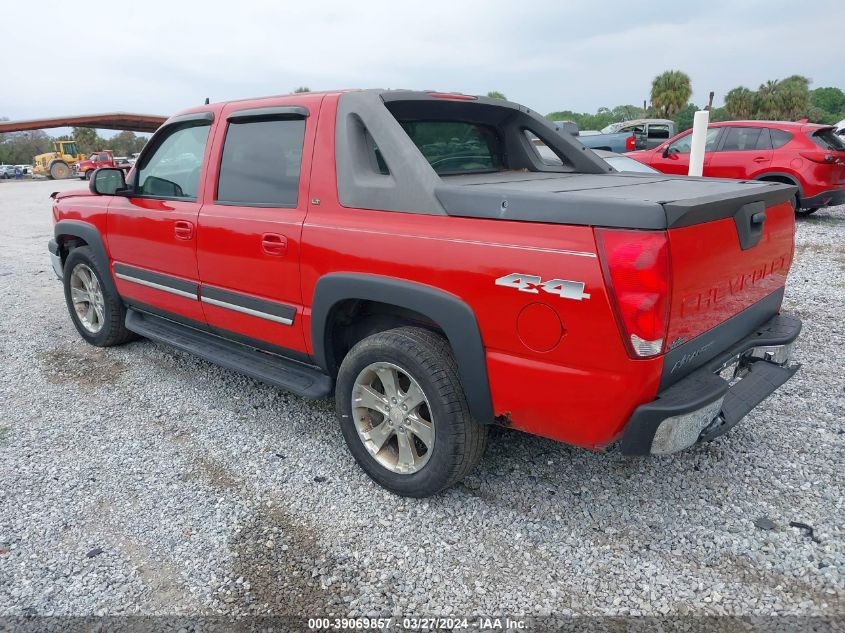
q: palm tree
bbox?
[776,75,811,120]
[650,70,692,118]
[724,87,755,119]
[754,80,781,119]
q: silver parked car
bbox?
[0,165,19,179]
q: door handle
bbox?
[261,233,287,256]
[753,156,769,163]
[174,220,194,240]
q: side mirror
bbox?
[661,146,671,158]
[89,168,126,195]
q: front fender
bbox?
[311,273,494,423]
[53,220,118,296]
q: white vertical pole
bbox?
[687,110,710,177]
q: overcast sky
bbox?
[2,0,843,124]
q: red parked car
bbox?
[48,90,801,496]
[627,121,845,214]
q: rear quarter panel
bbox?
[301,95,662,448]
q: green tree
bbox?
[776,75,811,120]
[546,109,617,132]
[610,104,646,120]
[754,80,781,119]
[811,87,845,116]
[0,127,53,164]
[724,86,755,119]
[293,86,311,93]
[708,106,730,123]
[807,106,837,125]
[486,91,507,100]
[672,103,698,132]
[104,131,148,156]
[650,70,692,118]
[71,127,104,154]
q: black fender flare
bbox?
[311,273,494,423]
[54,220,118,296]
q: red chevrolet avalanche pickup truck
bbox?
[48,90,802,497]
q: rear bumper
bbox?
[802,187,845,209]
[621,314,801,455]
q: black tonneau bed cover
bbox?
[435,172,796,230]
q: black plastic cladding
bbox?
[53,220,118,296]
[311,273,494,423]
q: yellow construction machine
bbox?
[33,141,85,179]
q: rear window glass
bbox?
[217,118,305,206]
[397,121,503,175]
[770,129,793,149]
[810,129,845,152]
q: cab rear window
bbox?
[396,121,503,175]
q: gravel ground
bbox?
[0,178,842,619]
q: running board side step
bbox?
[125,309,333,399]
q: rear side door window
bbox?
[718,127,769,152]
[216,118,306,206]
[137,122,211,199]
[647,124,671,142]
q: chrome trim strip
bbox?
[201,296,294,325]
[115,273,198,300]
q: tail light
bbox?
[625,135,636,151]
[596,229,671,358]
[799,151,838,164]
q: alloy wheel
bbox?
[69,263,105,333]
[351,361,435,474]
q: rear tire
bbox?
[63,246,136,347]
[796,207,818,216]
[335,327,487,497]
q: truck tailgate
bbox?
[665,200,795,348]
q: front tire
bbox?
[336,327,487,497]
[62,246,135,347]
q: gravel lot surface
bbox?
[0,178,842,618]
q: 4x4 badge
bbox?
[495,273,590,301]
